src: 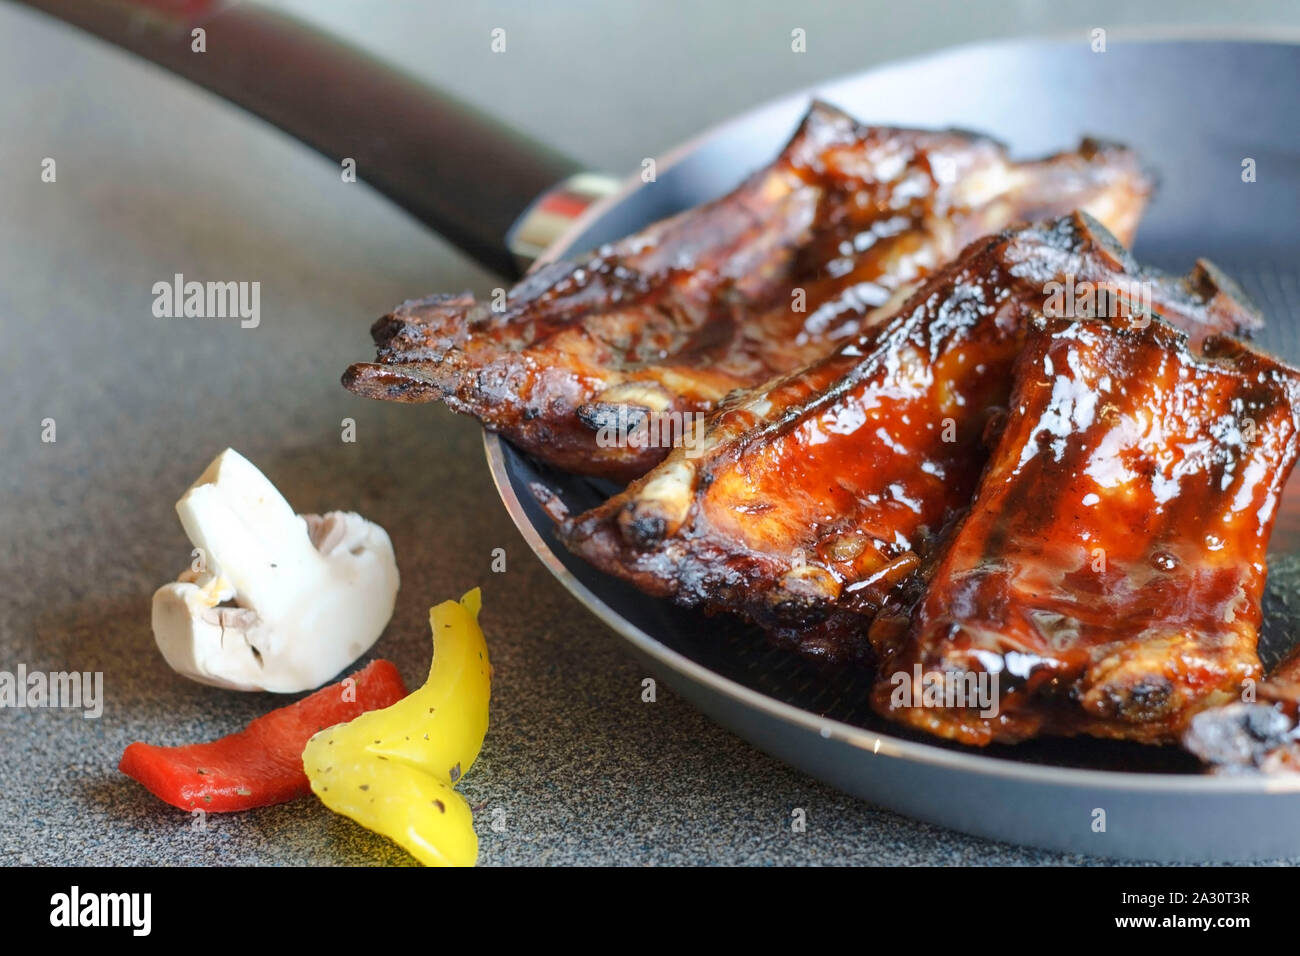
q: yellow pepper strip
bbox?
[303,588,490,866]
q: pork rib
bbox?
[870,317,1300,746]
[343,101,1154,480]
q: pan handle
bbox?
[15,0,619,276]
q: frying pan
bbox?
[23,1,1300,861]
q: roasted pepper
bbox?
[303,588,490,866]
[119,659,408,812]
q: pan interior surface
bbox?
[483,36,1300,856]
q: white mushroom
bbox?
[151,448,400,692]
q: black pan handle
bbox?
[15,0,616,277]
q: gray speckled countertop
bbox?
[5,0,1300,867]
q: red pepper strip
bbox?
[119,659,408,813]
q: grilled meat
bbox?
[870,316,1300,746]
[560,213,1263,662]
[344,101,1154,480]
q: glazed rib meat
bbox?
[869,316,1300,747]
[344,101,1153,480]
[560,213,1263,662]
